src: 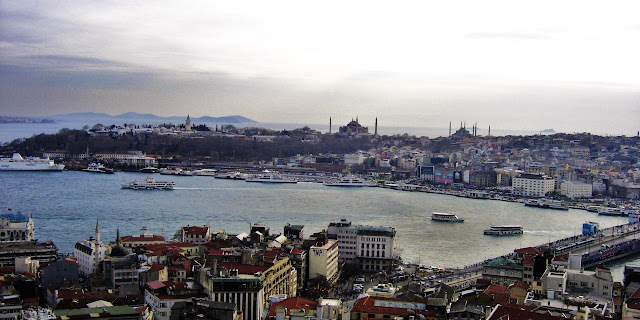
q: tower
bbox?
[374,117,378,136]
[449,121,451,137]
[185,115,191,131]
[488,125,491,136]
[329,117,332,134]
[95,219,101,244]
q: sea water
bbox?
[0,170,635,280]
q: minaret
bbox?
[356,116,359,134]
[115,228,121,246]
[329,117,332,134]
[95,219,101,244]
[488,125,491,136]
[374,117,378,136]
[449,121,451,137]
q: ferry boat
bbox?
[323,176,375,187]
[524,198,568,210]
[121,176,176,190]
[140,166,159,173]
[215,171,248,180]
[246,170,297,183]
[483,225,523,236]
[0,153,64,171]
[82,163,114,174]
[160,167,192,176]
[431,212,464,222]
[597,207,625,216]
[192,169,217,176]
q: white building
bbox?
[344,153,365,166]
[74,220,110,277]
[327,220,397,272]
[512,173,555,197]
[0,211,34,243]
[308,239,339,284]
[560,181,593,199]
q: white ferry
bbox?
[82,163,114,174]
[483,225,523,236]
[246,170,297,184]
[0,153,64,171]
[431,212,464,222]
[597,207,625,216]
[192,169,217,176]
[323,176,375,187]
[121,176,176,190]
[524,198,568,210]
[140,166,159,173]
[215,171,248,180]
[160,167,192,176]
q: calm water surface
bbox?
[0,171,636,280]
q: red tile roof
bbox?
[488,304,564,320]
[121,234,165,242]
[351,296,433,317]
[267,297,318,317]
[485,285,508,294]
[218,262,269,275]
[182,226,209,235]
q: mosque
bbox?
[331,117,378,137]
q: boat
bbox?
[0,153,64,171]
[483,225,523,236]
[121,176,175,190]
[597,207,625,216]
[246,170,297,183]
[431,212,464,222]
[524,198,568,210]
[159,167,192,176]
[192,169,217,176]
[140,166,159,173]
[323,175,376,187]
[215,171,248,180]
[82,163,114,174]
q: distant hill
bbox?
[50,112,257,124]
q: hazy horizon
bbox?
[1,1,638,135]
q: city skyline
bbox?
[1,1,639,135]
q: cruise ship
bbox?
[431,212,464,222]
[0,153,64,171]
[323,176,376,187]
[246,170,297,183]
[483,225,523,236]
[121,176,176,190]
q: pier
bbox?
[441,222,640,289]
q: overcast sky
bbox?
[1,1,638,135]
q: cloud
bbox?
[464,32,548,40]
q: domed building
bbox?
[339,118,369,136]
[102,228,139,296]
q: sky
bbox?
[1,1,639,135]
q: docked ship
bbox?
[431,212,464,222]
[597,207,625,216]
[140,166,159,173]
[159,168,192,176]
[524,198,568,210]
[483,225,523,236]
[121,176,176,190]
[215,171,248,180]
[82,163,114,174]
[246,170,297,183]
[0,153,64,171]
[323,176,375,187]
[192,169,217,176]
